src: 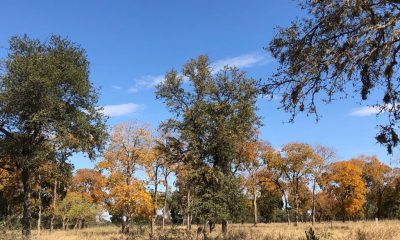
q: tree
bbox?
[267,143,321,226]
[154,132,177,231]
[0,35,107,238]
[265,0,400,153]
[262,145,292,225]
[321,161,367,221]
[72,169,106,205]
[55,192,99,230]
[156,55,260,236]
[257,180,283,223]
[241,141,268,226]
[168,190,184,225]
[0,155,22,228]
[107,179,153,228]
[315,191,337,222]
[351,155,391,219]
[311,145,336,225]
[97,121,153,233]
[381,168,400,218]
[33,160,72,234]
[146,143,162,239]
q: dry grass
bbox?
[2,220,400,240]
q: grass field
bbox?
[2,221,400,240]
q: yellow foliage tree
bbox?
[322,161,367,220]
[109,179,153,223]
[97,121,154,233]
[351,155,392,218]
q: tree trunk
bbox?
[186,190,191,231]
[62,218,65,230]
[294,179,299,227]
[376,189,383,219]
[294,192,299,226]
[125,215,131,233]
[21,168,31,239]
[150,217,155,239]
[162,180,168,231]
[150,176,159,240]
[253,190,258,226]
[221,220,228,237]
[37,197,41,237]
[311,178,316,226]
[202,222,208,240]
[78,219,83,230]
[50,179,57,232]
[208,220,215,233]
[283,192,291,225]
[37,182,42,237]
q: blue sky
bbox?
[1,0,398,170]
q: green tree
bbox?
[265,0,400,153]
[257,183,283,223]
[0,35,107,238]
[55,192,99,230]
[381,168,400,218]
[156,55,260,236]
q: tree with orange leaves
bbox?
[351,155,392,219]
[321,161,367,221]
[97,121,154,234]
[72,169,106,205]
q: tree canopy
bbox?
[156,55,261,235]
[265,0,400,153]
[0,34,107,238]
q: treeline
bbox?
[2,122,400,236]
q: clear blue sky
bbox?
[1,0,398,170]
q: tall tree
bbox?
[263,145,292,225]
[267,142,321,226]
[351,155,391,219]
[156,55,260,236]
[0,35,106,238]
[311,145,336,225]
[97,121,153,234]
[146,144,162,239]
[154,133,176,231]
[241,141,268,226]
[265,0,400,153]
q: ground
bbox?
[1,221,400,240]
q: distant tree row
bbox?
[3,120,400,238]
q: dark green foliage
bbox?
[0,34,107,237]
[168,191,184,225]
[191,173,247,224]
[156,55,260,229]
[258,186,283,223]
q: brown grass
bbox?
[2,220,400,240]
